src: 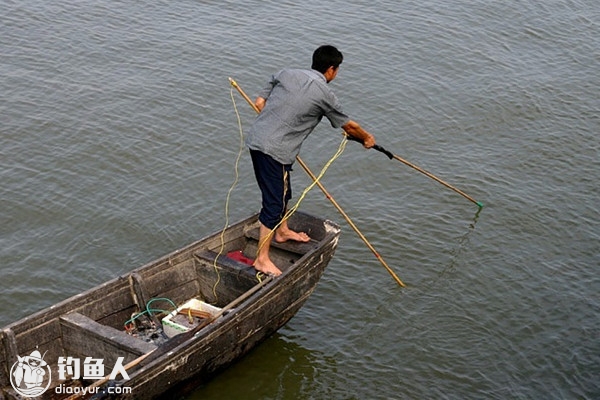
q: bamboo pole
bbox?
[229,77,405,287]
[344,135,483,208]
[391,152,482,207]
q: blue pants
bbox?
[250,150,293,230]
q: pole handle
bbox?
[344,133,394,159]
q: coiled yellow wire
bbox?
[211,88,246,299]
[256,137,348,254]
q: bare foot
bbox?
[252,257,282,276]
[274,228,311,243]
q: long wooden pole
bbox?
[391,153,482,207]
[229,77,405,287]
[345,135,483,208]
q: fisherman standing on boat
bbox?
[246,44,376,276]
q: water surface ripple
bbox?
[1,1,599,399]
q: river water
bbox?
[1,1,599,399]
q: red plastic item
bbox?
[226,250,254,266]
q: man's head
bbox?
[312,45,343,81]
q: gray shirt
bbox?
[245,68,350,165]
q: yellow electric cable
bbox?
[256,137,349,254]
[230,77,406,287]
[211,87,246,299]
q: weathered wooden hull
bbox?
[0,212,340,400]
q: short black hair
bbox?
[311,45,343,74]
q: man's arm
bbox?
[342,120,376,148]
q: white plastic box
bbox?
[161,298,222,338]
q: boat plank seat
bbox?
[193,250,260,305]
[194,250,257,279]
[60,312,157,365]
[244,227,319,255]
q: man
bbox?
[246,45,376,276]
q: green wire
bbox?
[124,297,178,327]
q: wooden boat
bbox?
[0,211,341,399]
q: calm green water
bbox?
[2,1,599,399]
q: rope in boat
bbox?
[230,77,406,287]
[216,79,349,282]
[255,137,349,256]
[211,87,246,300]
